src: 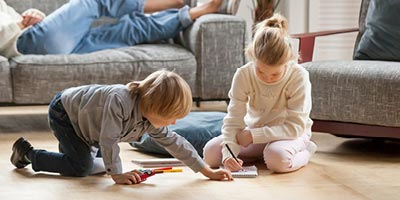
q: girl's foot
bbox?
[306,141,318,155]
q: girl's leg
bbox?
[28,93,93,176]
[263,133,317,173]
[203,135,266,168]
[17,0,146,55]
[203,136,224,168]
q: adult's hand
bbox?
[20,9,46,28]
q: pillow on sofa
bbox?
[354,0,400,61]
[130,111,226,157]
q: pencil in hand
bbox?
[225,144,240,163]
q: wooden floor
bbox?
[1,103,399,200]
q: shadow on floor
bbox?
[338,137,400,155]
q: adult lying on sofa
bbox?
[0,0,246,105]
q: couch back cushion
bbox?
[353,0,370,53]
[5,0,68,15]
[354,0,400,61]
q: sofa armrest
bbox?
[178,14,247,100]
[292,28,359,63]
[0,55,13,103]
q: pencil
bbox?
[154,168,183,173]
[225,144,239,163]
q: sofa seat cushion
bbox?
[303,60,400,127]
[10,44,197,104]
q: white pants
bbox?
[203,133,315,173]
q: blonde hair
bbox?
[246,13,296,66]
[127,70,192,119]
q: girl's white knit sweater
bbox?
[221,61,313,161]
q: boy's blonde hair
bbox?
[246,13,296,66]
[127,70,192,119]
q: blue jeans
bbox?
[17,0,192,54]
[30,92,94,176]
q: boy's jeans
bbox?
[30,92,94,176]
[17,0,192,54]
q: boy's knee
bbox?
[61,168,91,177]
[72,169,91,177]
[62,160,93,177]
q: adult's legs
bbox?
[71,0,222,54]
[17,0,146,55]
[71,6,188,53]
[144,0,186,13]
[28,93,94,176]
[263,133,316,173]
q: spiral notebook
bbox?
[131,158,184,168]
[225,165,258,178]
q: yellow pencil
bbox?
[154,168,183,173]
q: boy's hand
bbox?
[20,9,45,28]
[236,129,253,147]
[111,170,142,185]
[200,166,233,181]
[223,157,243,172]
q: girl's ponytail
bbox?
[246,13,295,66]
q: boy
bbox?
[11,69,232,184]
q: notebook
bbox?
[131,158,184,168]
[227,165,258,178]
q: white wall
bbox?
[235,0,362,61]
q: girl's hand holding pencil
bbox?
[223,144,244,172]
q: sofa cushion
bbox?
[303,60,400,127]
[131,111,226,157]
[5,0,68,15]
[11,44,197,104]
[354,0,400,61]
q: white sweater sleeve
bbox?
[221,68,249,161]
[250,68,312,143]
[0,21,21,47]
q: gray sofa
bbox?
[293,0,400,139]
[0,0,246,105]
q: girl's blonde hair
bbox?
[127,70,192,119]
[246,13,296,66]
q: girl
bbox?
[0,0,239,58]
[203,14,317,173]
[11,70,233,184]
